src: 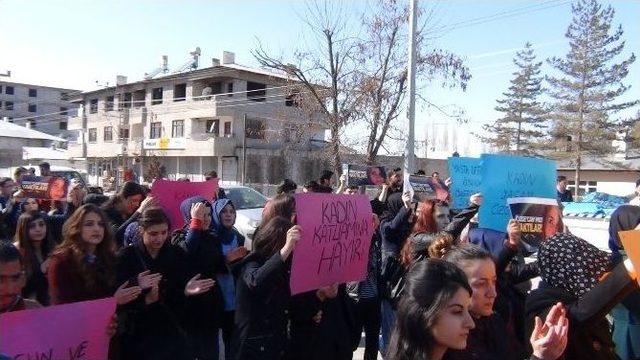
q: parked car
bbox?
[223,185,268,250]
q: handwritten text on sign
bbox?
[290,193,374,295]
[151,179,218,231]
[479,154,556,232]
[0,297,116,360]
[448,157,481,209]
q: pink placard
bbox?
[290,193,374,295]
[0,297,116,359]
[151,179,219,231]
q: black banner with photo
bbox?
[342,164,387,187]
[507,197,560,249]
[20,176,69,201]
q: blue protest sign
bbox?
[448,157,482,209]
[479,154,556,232]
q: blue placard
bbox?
[479,154,556,232]
[448,157,482,209]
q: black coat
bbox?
[177,226,226,336]
[445,312,518,360]
[525,262,639,360]
[115,242,191,360]
[289,285,355,360]
[233,252,291,360]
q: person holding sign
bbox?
[234,216,299,360]
[47,204,143,306]
[526,233,640,360]
[115,208,216,359]
[607,205,640,360]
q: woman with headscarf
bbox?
[173,196,225,360]
[608,205,640,360]
[525,233,639,360]
[211,198,247,360]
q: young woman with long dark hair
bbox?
[12,211,56,305]
[116,207,215,359]
[233,216,299,359]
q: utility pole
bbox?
[404,0,418,176]
[242,114,247,185]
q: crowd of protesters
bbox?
[1,164,639,360]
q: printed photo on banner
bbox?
[407,175,436,201]
[508,197,560,249]
[151,179,219,231]
[479,154,556,232]
[290,193,374,295]
[448,157,481,209]
[0,297,116,360]
[342,164,387,187]
[19,176,69,201]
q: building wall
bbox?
[0,81,78,138]
[558,169,639,196]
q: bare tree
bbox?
[354,0,471,164]
[253,1,362,176]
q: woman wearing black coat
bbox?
[233,216,299,360]
[525,233,639,360]
[116,208,215,360]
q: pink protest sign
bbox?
[151,179,218,230]
[290,193,374,295]
[0,297,116,360]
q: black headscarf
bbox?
[608,205,640,256]
[539,233,612,299]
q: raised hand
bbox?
[137,196,157,213]
[507,219,522,247]
[137,270,162,290]
[145,284,160,305]
[470,193,483,206]
[190,202,208,221]
[530,302,569,360]
[106,313,118,338]
[114,281,142,305]
[185,274,216,296]
[280,225,301,261]
[226,246,248,263]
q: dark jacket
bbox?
[289,285,355,360]
[233,252,291,360]
[525,262,639,360]
[115,242,191,360]
[445,312,518,360]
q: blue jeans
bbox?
[379,299,396,358]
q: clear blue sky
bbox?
[1,0,638,155]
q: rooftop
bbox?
[0,120,67,142]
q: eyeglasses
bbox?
[0,271,26,285]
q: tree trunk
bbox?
[330,120,342,176]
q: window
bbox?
[89,99,98,114]
[60,107,68,116]
[5,86,14,95]
[172,120,184,138]
[104,126,113,141]
[152,87,163,105]
[150,122,162,139]
[28,88,37,97]
[119,128,130,140]
[567,180,597,197]
[224,121,232,137]
[88,128,97,143]
[28,104,37,113]
[5,101,13,110]
[105,96,114,111]
[28,119,36,128]
[59,121,67,130]
[0,85,2,93]
[246,81,266,102]
[133,90,146,108]
[174,84,186,102]
[226,83,233,97]
[206,119,220,135]
[120,92,132,109]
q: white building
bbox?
[66,52,329,187]
[0,78,79,139]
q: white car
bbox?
[223,186,268,250]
